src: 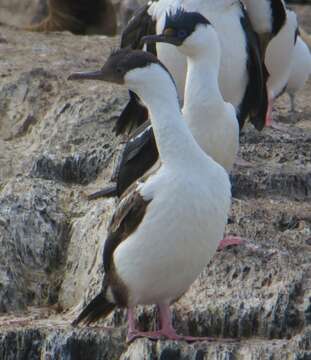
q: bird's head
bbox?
[68,48,176,103]
[142,9,216,57]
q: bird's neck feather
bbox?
[130,64,204,166]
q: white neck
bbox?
[183,52,224,118]
[127,65,204,166]
[242,0,275,34]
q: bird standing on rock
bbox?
[142,9,240,174]
[119,0,267,133]
[242,0,298,126]
[88,0,267,201]
[89,9,240,201]
[141,9,243,250]
[285,32,311,112]
[68,48,232,342]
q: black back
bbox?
[117,2,158,137]
[116,123,158,196]
[270,0,287,36]
[238,4,268,131]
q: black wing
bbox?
[114,91,148,135]
[116,122,158,196]
[270,0,287,37]
[88,123,158,200]
[73,186,152,326]
[103,187,152,273]
[121,3,157,54]
[238,5,268,131]
[116,2,157,136]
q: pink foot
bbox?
[178,335,237,343]
[127,306,239,343]
[265,92,273,127]
[235,156,251,167]
[269,121,289,132]
[127,330,166,343]
[127,330,237,343]
[217,236,245,251]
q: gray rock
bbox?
[0,179,70,312]
[0,3,311,359]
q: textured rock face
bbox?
[0,0,144,31]
[0,2,311,359]
[0,179,70,312]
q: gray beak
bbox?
[67,70,106,81]
[141,34,182,46]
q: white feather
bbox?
[265,10,298,98]
[286,36,311,95]
[242,0,273,33]
[114,64,231,306]
[148,0,248,111]
[181,24,239,172]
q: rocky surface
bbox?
[0,2,311,359]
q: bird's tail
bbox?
[72,287,116,326]
[87,184,118,200]
[300,27,311,49]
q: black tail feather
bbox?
[72,292,116,326]
[87,184,118,200]
[114,91,148,136]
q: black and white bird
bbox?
[88,3,261,200]
[242,0,298,125]
[142,9,242,250]
[143,10,239,173]
[68,48,231,342]
[120,0,267,132]
[285,32,311,112]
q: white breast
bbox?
[150,0,248,109]
[184,102,239,173]
[286,36,311,94]
[242,0,273,34]
[265,10,298,98]
[113,161,231,306]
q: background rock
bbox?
[0,1,311,359]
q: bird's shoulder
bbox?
[103,176,153,273]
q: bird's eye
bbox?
[116,67,123,74]
[177,29,187,38]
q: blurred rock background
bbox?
[0,0,311,359]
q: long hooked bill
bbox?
[68,70,105,81]
[141,34,182,46]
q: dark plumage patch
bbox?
[73,182,153,326]
[117,2,158,137]
[116,123,158,196]
[238,5,268,131]
[114,91,148,136]
[164,8,210,39]
[103,188,152,273]
[72,277,115,326]
[295,26,300,44]
[103,48,175,89]
[270,0,287,36]
[121,3,157,54]
[165,8,210,32]
[105,48,160,75]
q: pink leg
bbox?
[157,304,222,342]
[235,156,251,167]
[265,89,288,131]
[265,89,273,127]
[127,304,237,343]
[127,307,163,342]
[217,236,245,251]
[270,121,290,132]
[127,305,180,342]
